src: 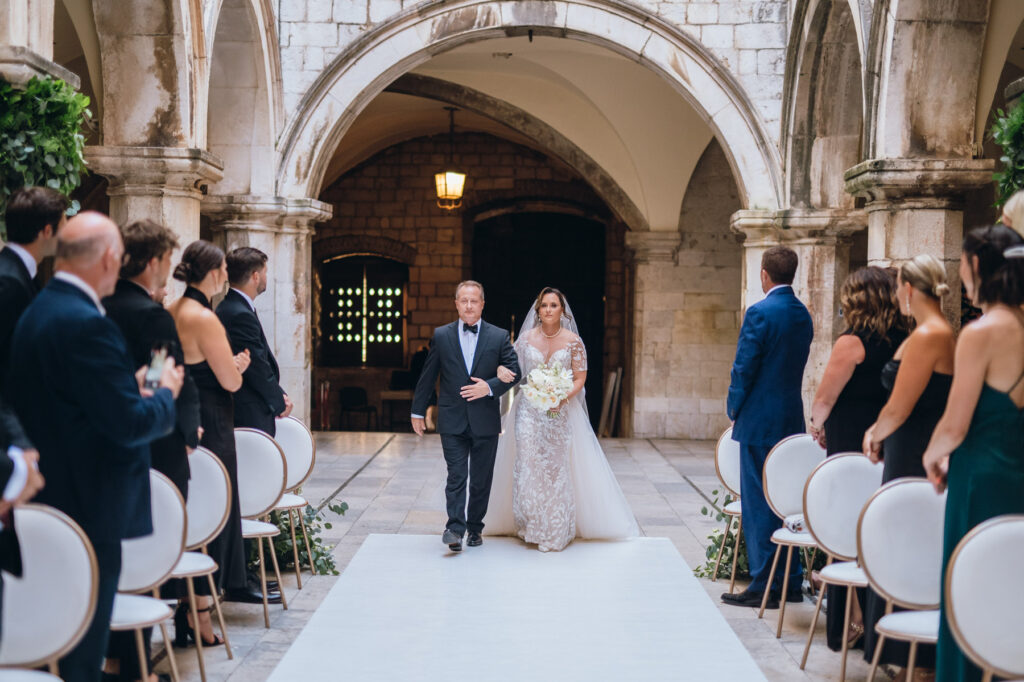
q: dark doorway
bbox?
[473,212,605,426]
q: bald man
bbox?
[6,211,182,682]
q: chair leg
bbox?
[839,582,854,682]
[728,516,742,594]
[982,671,994,682]
[287,509,303,590]
[800,569,830,669]
[186,577,207,682]
[907,640,919,680]
[759,544,783,619]
[776,546,794,638]
[157,620,181,682]
[298,509,316,576]
[867,633,886,681]
[266,535,288,610]
[206,572,233,660]
[257,538,270,628]
[134,628,150,681]
[712,517,731,582]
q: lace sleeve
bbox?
[570,337,588,372]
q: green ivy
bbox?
[0,76,90,237]
[991,104,1024,206]
[250,499,349,578]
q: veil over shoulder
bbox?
[483,299,639,540]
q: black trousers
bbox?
[440,428,499,535]
[61,540,121,682]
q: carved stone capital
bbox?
[843,158,994,207]
[624,231,681,264]
[85,146,224,199]
[202,194,333,236]
[0,46,80,88]
[732,208,866,246]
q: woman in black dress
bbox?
[861,254,956,678]
[808,266,906,652]
[169,241,250,646]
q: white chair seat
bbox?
[0,671,63,681]
[770,527,817,547]
[724,499,742,515]
[876,609,940,643]
[819,561,868,587]
[242,518,279,538]
[170,551,217,578]
[110,593,174,630]
[274,492,307,510]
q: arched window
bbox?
[320,255,408,367]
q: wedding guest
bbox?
[1000,189,1024,229]
[921,225,1024,682]
[861,254,955,674]
[808,266,906,651]
[217,247,291,437]
[102,220,200,682]
[722,246,813,609]
[7,212,181,682]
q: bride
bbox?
[483,287,639,551]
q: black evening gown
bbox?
[183,286,247,593]
[822,327,904,652]
[862,358,952,667]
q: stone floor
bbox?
[159,432,884,682]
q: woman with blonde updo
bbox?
[861,254,955,675]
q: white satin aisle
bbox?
[267,534,767,681]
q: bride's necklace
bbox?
[541,326,562,339]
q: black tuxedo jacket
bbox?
[217,289,285,435]
[411,320,519,436]
[0,413,21,577]
[104,279,201,487]
[7,278,176,543]
[0,247,37,449]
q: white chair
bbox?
[799,453,883,680]
[859,478,947,681]
[165,447,235,681]
[945,514,1024,682]
[758,433,826,636]
[0,504,98,678]
[110,470,185,682]
[235,428,289,628]
[271,416,318,588]
[711,427,743,593]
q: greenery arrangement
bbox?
[250,499,349,577]
[991,103,1024,206]
[0,76,90,237]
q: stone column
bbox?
[0,0,75,86]
[844,159,994,324]
[204,195,333,424]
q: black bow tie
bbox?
[463,323,478,334]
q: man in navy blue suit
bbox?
[7,212,182,682]
[722,245,813,609]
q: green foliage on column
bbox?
[0,76,90,237]
[991,104,1024,206]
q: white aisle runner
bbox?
[268,534,766,681]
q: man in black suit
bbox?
[7,212,182,682]
[411,280,519,552]
[217,247,291,436]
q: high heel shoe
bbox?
[173,601,224,648]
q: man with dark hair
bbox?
[722,245,813,609]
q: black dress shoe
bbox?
[224,586,282,604]
[442,529,463,552]
[247,573,278,592]
[721,588,779,609]
[772,591,803,604]
[466,532,482,547]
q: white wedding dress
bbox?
[484,313,639,551]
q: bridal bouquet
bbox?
[521,361,574,418]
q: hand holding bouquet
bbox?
[521,361,574,418]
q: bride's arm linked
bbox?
[552,337,587,413]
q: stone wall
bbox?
[630,139,743,439]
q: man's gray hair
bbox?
[454,280,485,300]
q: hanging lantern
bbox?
[435,106,466,210]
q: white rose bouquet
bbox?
[521,360,575,418]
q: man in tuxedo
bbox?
[722,246,813,609]
[217,247,291,436]
[7,212,182,682]
[411,280,519,552]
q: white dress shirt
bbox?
[54,271,105,314]
[5,243,38,279]
[2,447,28,503]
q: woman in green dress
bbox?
[922,224,1024,682]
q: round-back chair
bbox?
[0,504,97,677]
[272,417,318,589]
[757,434,825,634]
[711,427,744,592]
[945,514,1024,682]
[858,478,947,680]
[235,428,289,627]
[799,453,883,678]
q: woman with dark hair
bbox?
[168,240,250,646]
[921,225,1024,682]
[808,266,906,651]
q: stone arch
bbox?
[783,0,866,208]
[276,0,783,214]
[865,0,990,159]
[313,236,418,266]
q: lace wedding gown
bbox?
[484,327,639,551]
